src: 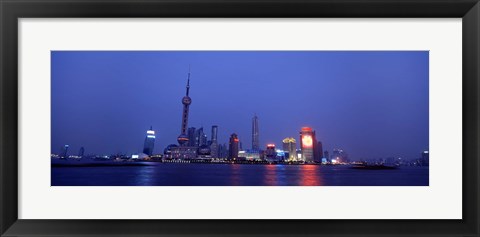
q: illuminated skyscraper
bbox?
[228,133,239,160]
[61,145,69,159]
[282,137,297,161]
[332,149,348,163]
[265,144,276,162]
[143,126,155,156]
[210,125,219,158]
[421,150,429,166]
[299,127,317,163]
[252,114,259,150]
[177,68,192,146]
[195,127,207,146]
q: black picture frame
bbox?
[1,0,479,236]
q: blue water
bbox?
[51,163,428,186]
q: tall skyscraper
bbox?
[282,137,297,161]
[228,133,239,160]
[252,114,259,150]
[78,147,85,158]
[143,126,155,156]
[315,141,323,163]
[211,125,218,142]
[299,127,317,163]
[202,133,208,146]
[218,143,228,159]
[187,127,196,146]
[177,68,192,146]
[332,148,348,163]
[195,127,207,146]
[210,125,219,158]
[61,145,69,159]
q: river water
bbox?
[51,163,428,186]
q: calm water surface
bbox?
[51,163,428,186]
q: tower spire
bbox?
[178,66,193,146]
[186,65,191,96]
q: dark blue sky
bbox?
[51,51,428,160]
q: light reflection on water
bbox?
[299,165,322,186]
[52,163,428,186]
[264,164,279,186]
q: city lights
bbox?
[302,135,313,148]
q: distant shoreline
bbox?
[51,158,350,167]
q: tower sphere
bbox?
[182,96,192,105]
[177,134,189,145]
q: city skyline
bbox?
[51,51,429,160]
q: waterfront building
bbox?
[237,149,261,161]
[282,137,297,161]
[187,127,196,147]
[296,149,302,160]
[61,145,69,159]
[299,127,318,163]
[324,150,330,161]
[421,150,429,166]
[252,114,259,150]
[265,144,277,162]
[197,144,211,158]
[237,151,247,161]
[276,149,286,161]
[78,147,85,158]
[315,141,323,163]
[142,126,155,156]
[163,144,178,158]
[210,125,219,158]
[228,133,239,160]
[171,147,198,159]
[218,143,228,159]
[332,148,348,163]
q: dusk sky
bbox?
[51,51,428,160]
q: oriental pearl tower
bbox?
[177,68,192,146]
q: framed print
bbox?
[1,0,479,236]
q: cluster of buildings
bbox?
[53,70,428,166]
[138,70,346,164]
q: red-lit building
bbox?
[228,133,239,160]
[299,127,318,163]
[265,144,277,162]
